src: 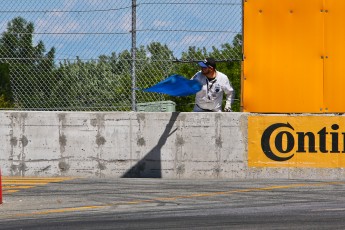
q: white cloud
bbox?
[153,20,172,28]
[0,21,7,32]
[116,12,143,32]
[83,0,101,7]
[36,17,80,34]
[114,12,131,32]
[62,0,77,10]
[181,35,206,45]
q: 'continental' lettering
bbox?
[261,123,345,162]
[261,123,295,161]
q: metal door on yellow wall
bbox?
[323,0,345,113]
[242,0,342,113]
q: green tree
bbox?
[0,17,55,109]
[135,42,175,103]
[0,63,13,108]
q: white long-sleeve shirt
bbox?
[191,70,234,112]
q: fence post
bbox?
[131,0,137,111]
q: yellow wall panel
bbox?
[324,0,345,112]
[248,116,345,168]
[243,0,324,113]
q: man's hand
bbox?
[224,101,232,112]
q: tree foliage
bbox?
[0,17,55,109]
[0,63,13,108]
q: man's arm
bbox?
[223,78,234,112]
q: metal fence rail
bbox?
[0,0,242,111]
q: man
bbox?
[191,57,234,112]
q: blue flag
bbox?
[143,74,202,96]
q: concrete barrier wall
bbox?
[1,111,344,179]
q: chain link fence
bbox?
[0,0,242,111]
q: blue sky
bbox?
[0,0,242,61]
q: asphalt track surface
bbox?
[1,178,345,229]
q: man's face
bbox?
[201,66,211,75]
